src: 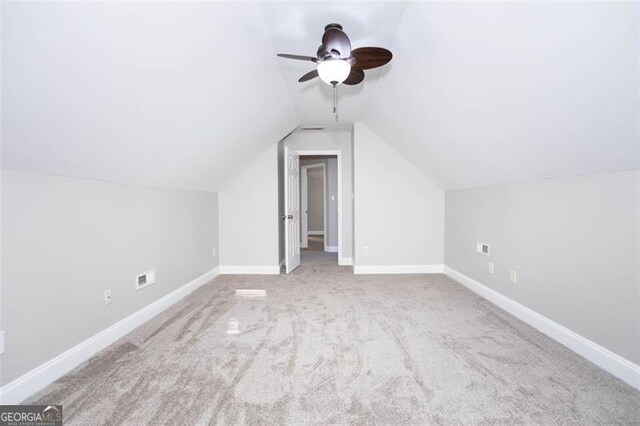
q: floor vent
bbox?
[235,289,267,299]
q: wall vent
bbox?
[476,242,490,256]
[300,126,325,131]
[136,269,156,290]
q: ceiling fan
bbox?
[277,23,392,120]
[277,23,392,86]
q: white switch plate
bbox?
[510,270,517,284]
[104,289,112,305]
[363,246,369,255]
[488,262,494,274]
[212,249,217,259]
[0,330,5,355]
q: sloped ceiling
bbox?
[3,2,638,192]
[2,2,297,192]
[364,2,639,189]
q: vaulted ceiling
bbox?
[364,2,639,189]
[2,2,638,191]
[2,2,297,192]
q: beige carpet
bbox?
[28,264,640,424]
[301,235,338,265]
[304,234,324,251]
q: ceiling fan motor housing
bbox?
[324,23,343,31]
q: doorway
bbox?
[300,155,338,266]
[282,149,342,273]
[301,162,325,250]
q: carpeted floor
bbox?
[301,235,338,265]
[304,234,325,251]
[28,264,640,425]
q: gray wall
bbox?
[1,171,219,385]
[300,156,339,247]
[354,123,444,267]
[445,169,639,364]
[277,140,285,266]
[307,171,324,233]
[326,158,339,248]
[219,144,279,268]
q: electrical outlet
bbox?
[363,246,369,255]
[0,330,5,355]
[212,249,217,259]
[510,270,517,284]
[104,289,112,305]
[488,262,494,274]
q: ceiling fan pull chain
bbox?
[333,84,339,121]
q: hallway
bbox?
[301,235,337,265]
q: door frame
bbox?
[295,150,342,262]
[300,163,326,250]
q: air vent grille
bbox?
[476,242,490,256]
[136,269,156,290]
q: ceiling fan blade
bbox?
[343,69,364,86]
[351,47,392,70]
[277,53,318,63]
[322,27,351,58]
[298,69,319,82]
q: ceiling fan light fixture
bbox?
[317,59,351,86]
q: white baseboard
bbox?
[219,265,280,275]
[325,246,338,253]
[308,231,324,236]
[0,267,220,404]
[444,266,640,390]
[339,257,354,266]
[353,264,444,274]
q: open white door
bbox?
[300,166,309,249]
[284,147,301,273]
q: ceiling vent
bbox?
[300,126,325,131]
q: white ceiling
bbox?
[3,2,638,191]
[2,2,297,192]
[364,2,639,189]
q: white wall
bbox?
[445,170,640,365]
[219,144,279,270]
[285,131,353,264]
[1,171,218,386]
[353,123,444,270]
